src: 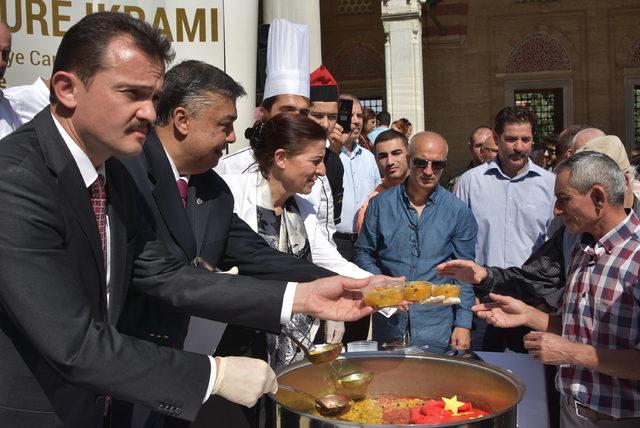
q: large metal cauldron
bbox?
[270,352,525,428]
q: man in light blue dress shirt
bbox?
[454,106,555,352]
[334,94,381,343]
[334,94,381,261]
[367,110,391,144]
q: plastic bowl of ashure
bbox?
[364,280,462,309]
[362,280,406,309]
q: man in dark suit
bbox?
[117,60,340,427]
[0,12,374,428]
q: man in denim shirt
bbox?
[354,132,477,352]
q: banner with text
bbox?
[1,0,226,87]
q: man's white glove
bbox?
[325,320,345,344]
[211,356,278,407]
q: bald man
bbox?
[571,127,605,152]
[0,22,20,138]
[447,126,492,190]
[354,132,477,353]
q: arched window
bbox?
[504,33,572,140]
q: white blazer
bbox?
[222,172,371,279]
[215,147,338,248]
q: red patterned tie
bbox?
[88,175,110,416]
[176,178,188,208]
[89,175,107,267]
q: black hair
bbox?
[493,106,537,136]
[375,111,391,126]
[556,125,586,157]
[51,12,174,102]
[248,112,327,177]
[374,129,408,147]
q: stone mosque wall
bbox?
[320,0,640,177]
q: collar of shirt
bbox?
[486,157,542,181]
[340,143,363,159]
[400,178,442,210]
[51,113,105,187]
[579,209,638,256]
[34,77,49,94]
[162,145,190,183]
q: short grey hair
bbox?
[156,60,245,126]
[555,151,626,206]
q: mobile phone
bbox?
[337,99,353,133]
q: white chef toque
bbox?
[262,18,310,101]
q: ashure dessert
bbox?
[403,281,432,302]
[429,283,461,305]
[335,395,490,425]
[363,281,462,308]
[407,282,461,305]
[362,282,404,308]
[432,283,461,299]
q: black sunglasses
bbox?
[412,158,447,170]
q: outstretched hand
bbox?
[524,331,574,365]
[471,293,531,329]
[293,276,375,321]
[436,259,487,284]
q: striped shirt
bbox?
[558,211,640,418]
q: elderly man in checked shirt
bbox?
[472,151,640,427]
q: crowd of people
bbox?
[0,11,639,428]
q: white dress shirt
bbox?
[0,91,21,139]
[53,115,218,402]
[5,77,50,125]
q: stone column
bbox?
[262,0,322,70]
[381,0,425,132]
[225,1,259,150]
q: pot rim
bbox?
[271,352,526,428]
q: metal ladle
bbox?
[278,384,353,417]
[282,329,342,364]
[337,371,374,389]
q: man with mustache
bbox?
[454,106,555,352]
[0,12,375,428]
[0,22,20,138]
[116,60,347,428]
[354,131,476,352]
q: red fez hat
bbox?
[310,65,339,102]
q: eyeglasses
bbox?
[412,158,447,170]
